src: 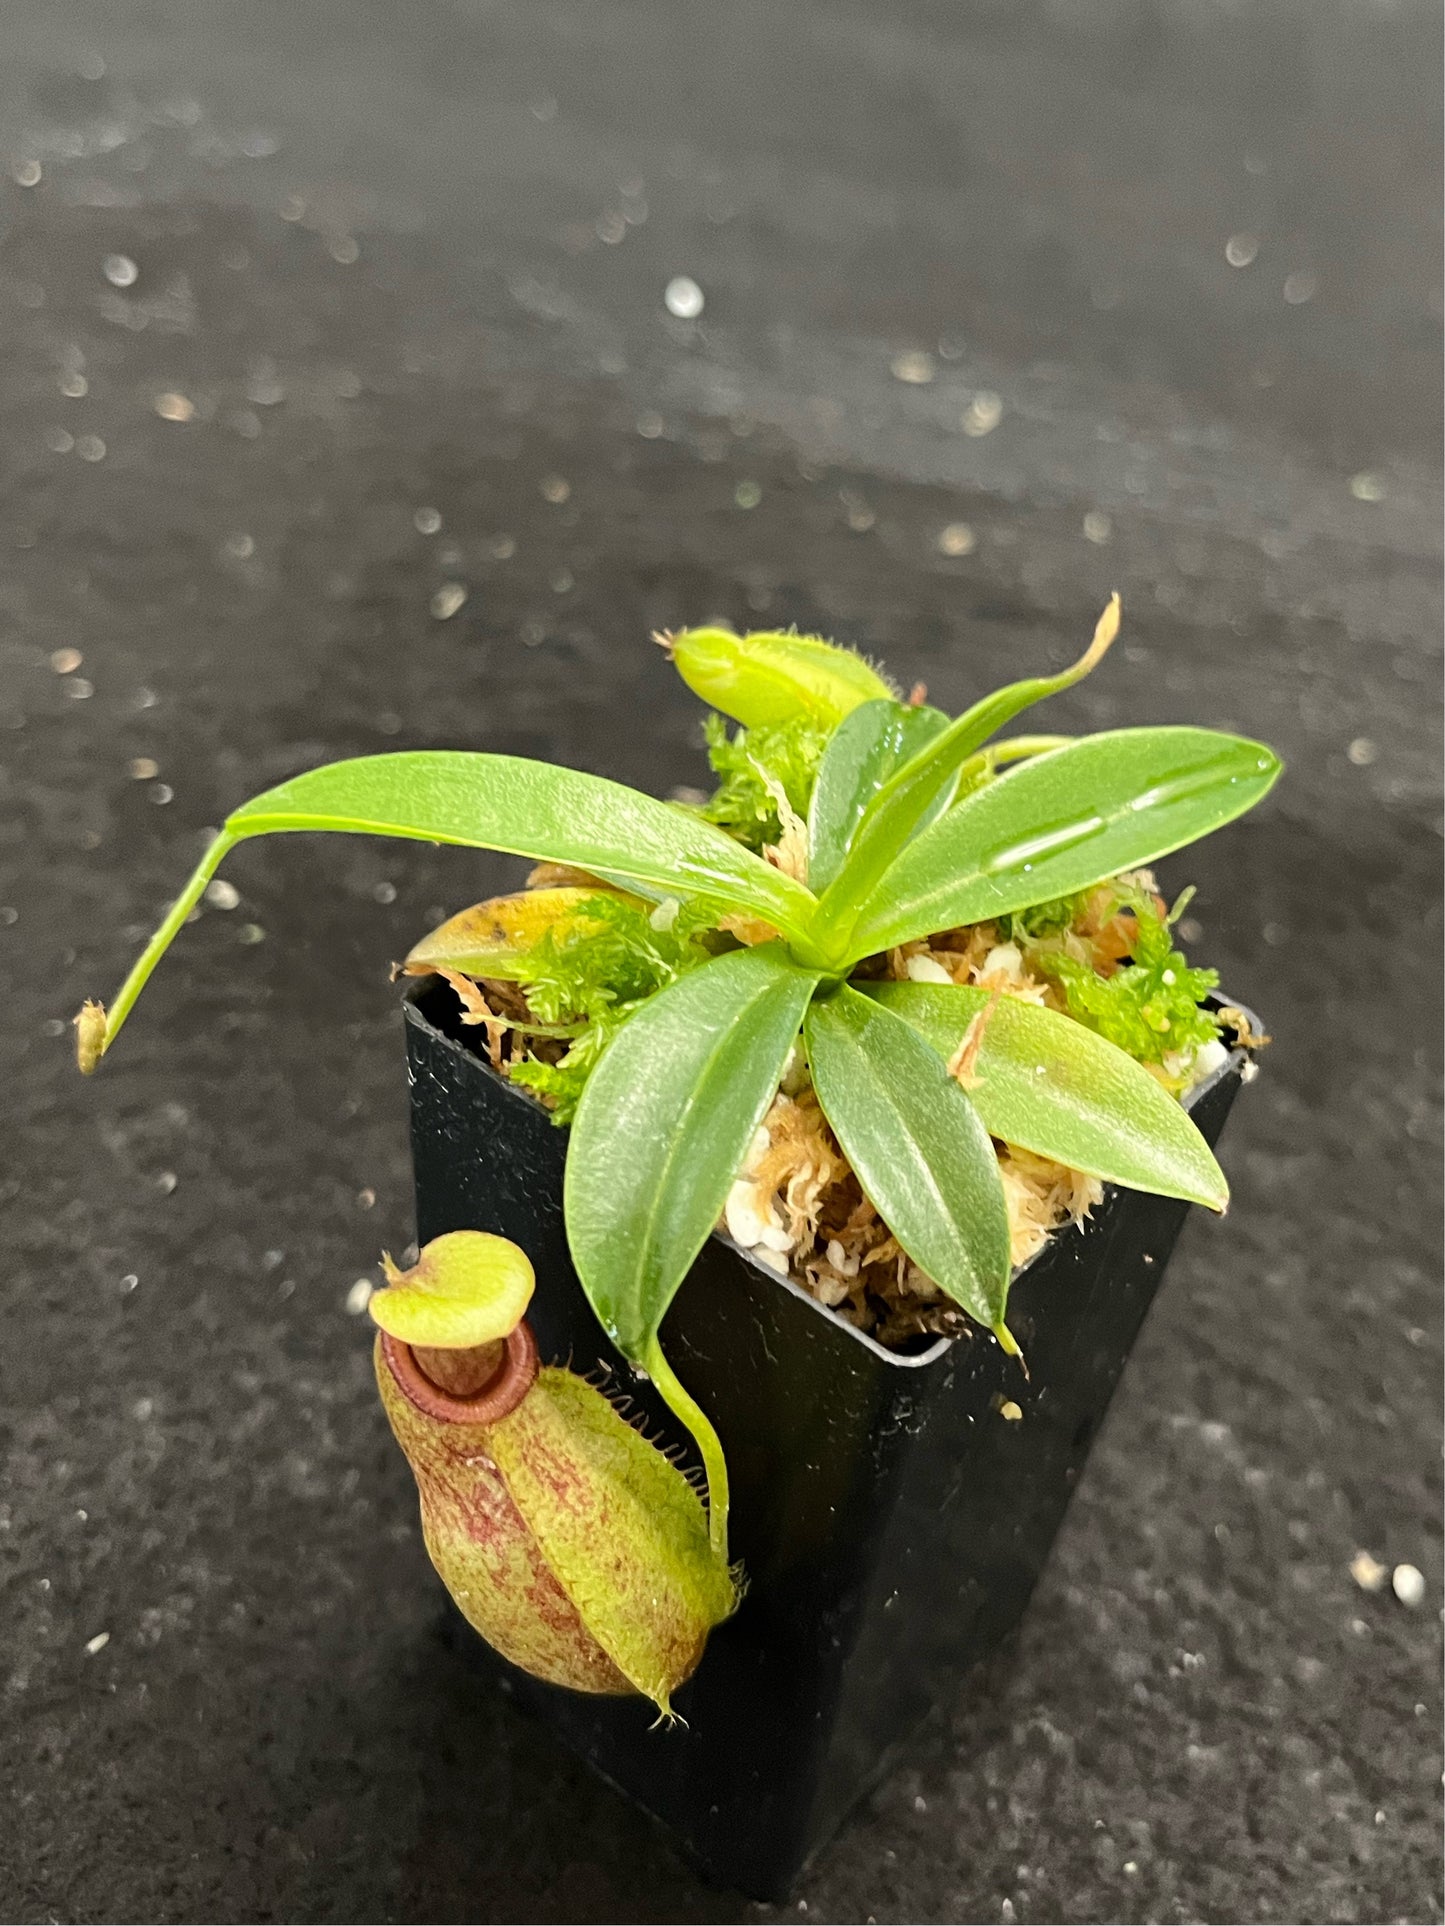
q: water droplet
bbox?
[13,159,41,188]
[540,474,571,504]
[103,253,138,288]
[149,782,174,805]
[1129,761,1257,813]
[635,410,664,439]
[890,350,935,385]
[595,210,627,245]
[84,1631,111,1656]
[246,365,285,407]
[1350,1549,1388,1591]
[488,533,516,560]
[154,392,194,423]
[59,371,88,398]
[1349,471,1385,503]
[937,522,975,556]
[50,647,83,674]
[206,879,240,910]
[664,275,704,319]
[961,391,1003,436]
[328,234,360,265]
[413,505,442,535]
[1282,271,1317,305]
[345,1278,373,1314]
[65,677,94,700]
[128,756,159,780]
[1083,511,1112,545]
[373,880,397,904]
[1347,737,1377,766]
[1392,1563,1425,1607]
[76,435,106,462]
[224,532,255,560]
[1225,233,1259,268]
[156,1170,178,1194]
[530,95,558,121]
[46,426,75,455]
[982,816,1106,875]
[430,582,468,620]
[734,480,762,509]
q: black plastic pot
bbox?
[403,981,1257,1900]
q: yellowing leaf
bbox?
[401,887,632,980]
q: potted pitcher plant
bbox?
[78,599,1277,1897]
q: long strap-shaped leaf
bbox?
[86,752,823,1063]
[807,699,950,895]
[565,944,820,1549]
[229,753,816,930]
[845,727,1281,960]
[817,599,1120,942]
[863,981,1228,1208]
[804,986,1013,1337]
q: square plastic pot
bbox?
[402,981,1257,1901]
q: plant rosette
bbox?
[78,599,1280,1690]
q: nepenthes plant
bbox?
[77,599,1281,1577]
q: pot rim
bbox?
[402,982,1263,1373]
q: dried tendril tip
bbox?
[73,1000,107,1075]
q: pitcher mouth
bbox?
[381,1319,540,1425]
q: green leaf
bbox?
[846,727,1282,958]
[564,944,820,1363]
[807,699,950,894]
[819,599,1119,939]
[229,752,816,937]
[863,981,1228,1209]
[83,750,830,1069]
[803,986,1011,1329]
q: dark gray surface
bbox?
[1,4,1440,1922]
